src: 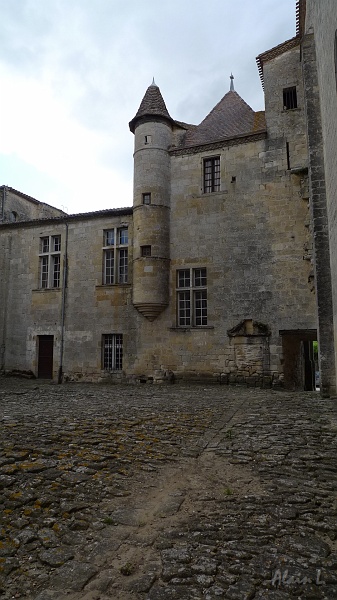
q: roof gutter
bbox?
[58,221,69,384]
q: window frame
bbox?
[203,156,220,194]
[102,227,128,285]
[176,267,208,327]
[102,334,123,371]
[283,86,298,110]
[39,235,61,289]
[142,193,151,205]
[141,245,152,257]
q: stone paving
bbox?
[1,379,337,599]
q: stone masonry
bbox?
[3,1,337,393]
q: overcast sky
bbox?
[0,0,297,214]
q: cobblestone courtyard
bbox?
[1,379,337,599]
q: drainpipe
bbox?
[58,222,68,384]
[1,232,12,372]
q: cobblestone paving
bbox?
[1,379,337,599]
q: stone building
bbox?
[0,0,335,393]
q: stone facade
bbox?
[0,187,65,223]
[2,1,336,392]
[302,0,337,395]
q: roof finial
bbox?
[151,77,157,87]
[230,73,234,91]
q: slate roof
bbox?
[129,82,174,133]
[182,91,266,148]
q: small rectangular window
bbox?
[283,87,297,110]
[142,193,151,205]
[203,157,220,193]
[102,334,123,370]
[141,245,151,257]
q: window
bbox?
[144,135,152,144]
[176,268,207,327]
[39,235,61,288]
[103,227,128,284]
[102,334,123,370]
[141,245,151,257]
[283,87,297,110]
[203,157,220,193]
[142,193,151,205]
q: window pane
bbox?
[118,248,128,283]
[178,290,191,326]
[52,255,61,287]
[105,230,114,246]
[194,290,207,326]
[119,228,128,245]
[142,193,151,205]
[40,256,49,288]
[103,334,113,370]
[53,236,61,252]
[104,249,114,284]
[177,269,190,288]
[115,334,123,370]
[40,237,49,253]
[194,268,207,287]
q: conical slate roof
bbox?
[183,90,266,147]
[129,81,173,133]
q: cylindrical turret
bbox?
[129,81,172,320]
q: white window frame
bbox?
[103,227,128,284]
[102,334,123,371]
[176,268,207,327]
[39,235,61,289]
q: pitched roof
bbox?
[129,82,174,133]
[182,91,266,148]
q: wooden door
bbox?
[38,335,54,379]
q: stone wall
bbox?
[0,33,318,388]
[0,187,65,223]
[304,1,337,394]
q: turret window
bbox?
[144,135,152,144]
[103,227,128,284]
[142,193,151,205]
[141,245,151,257]
[176,268,207,327]
[283,87,297,110]
[203,157,220,193]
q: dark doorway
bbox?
[38,335,54,379]
[280,330,318,391]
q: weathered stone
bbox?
[48,560,98,591]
